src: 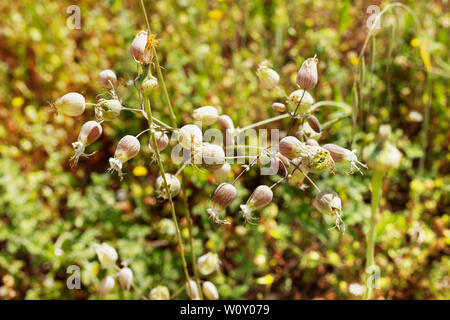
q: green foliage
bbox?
[0,0,448,300]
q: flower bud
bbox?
[286,89,314,113]
[305,138,319,146]
[108,135,140,180]
[212,162,231,183]
[142,75,158,94]
[70,121,103,166]
[296,55,319,90]
[95,99,122,121]
[55,92,86,117]
[313,190,341,216]
[207,183,236,224]
[155,173,181,200]
[197,252,220,276]
[98,69,117,88]
[296,145,335,174]
[185,280,200,300]
[193,106,219,126]
[119,266,133,291]
[149,131,169,152]
[279,136,302,159]
[272,102,286,112]
[240,185,273,223]
[323,143,367,174]
[94,243,118,267]
[307,115,321,133]
[115,135,141,163]
[270,154,289,177]
[78,121,103,146]
[149,285,170,300]
[130,30,157,64]
[201,143,225,170]
[99,276,115,297]
[178,125,203,151]
[256,61,280,90]
[202,281,219,300]
[365,125,402,171]
[218,115,234,131]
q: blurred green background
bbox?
[0,0,448,299]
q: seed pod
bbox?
[142,75,158,93]
[279,136,302,159]
[201,143,225,170]
[256,61,280,90]
[305,138,319,146]
[299,121,321,140]
[207,183,236,224]
[313,190,342,216]
[202,281,219,300]
[307,115,321,133]
[286,89,315,113]
[149,285,170,300]
[270,155,289,177]
[55,92,86,117]
[178,124,203,151]
[193,106,219,126]
[108,135,140,180]
[130,30,148,64]
[119,267,133,291]
[78,121,102,147]
[240,185,273,223]
[99,276,115,297]
[272,102,286,112]
[94,243,118,267]
[115,135,140,163]
[149,131,169,152]
[155,173,181,200]
[197,252,220,276]
[212,162,231,183]
[71,121,103,166]
[296,55,319,90]
[323,143,367,174]
[95,99,122,121]
[98,69,117,88]
[218,115,234,131]
[185,280,200,300]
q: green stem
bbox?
[363,169,384,300]
[142,93,191,288]
[181,172,203,299]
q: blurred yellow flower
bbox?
[256,274,274,286]
[133,165,148,176]
[410,38,420,47]
[349,56,359,66]
[208,9,224,21]
[92,264,100,276]
[12,96,24,108]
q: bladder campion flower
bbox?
[149,285,170,300]
[207,183,236,224]
[197,252,220,275]
[202,281,219,300]
[155,173,181,200]
[108,135,141,180]
[99,276,115,297]
[54,92,86,116]
[240,185,273,223]
[193,106,219,126]
[71,120,102,166]
[98,69,117,88]
[118,265,133,291]
[296,55,319,90]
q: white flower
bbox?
[202,281,219,300]
[150,285,170,300]
[197,252,220,275]
[119,266,133,291]
[55,92,86,117]
[94,243,118,267]
[99,276,115,297]
[193,106,219,126]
